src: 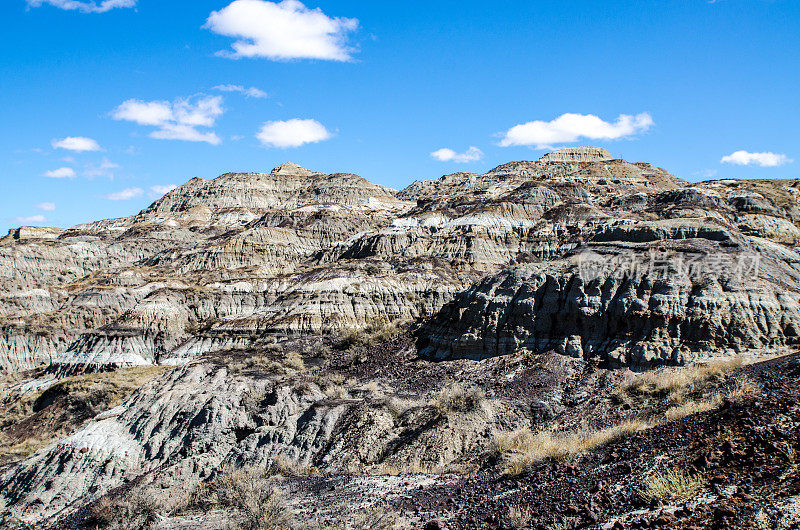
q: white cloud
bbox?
[43,167,76,179]
[256,119,331,148]
[214,84,268,98]
[150,184,177,196]
[103,187,143,200]
[52,136,102,152]
[27,0,136,13]
[150,124,222,145]
[499,112,654,149]
[112,96,223,145]
[692,169,718,179]
[430,146,483,163]
[84,158,119,178]
[112,99,173,126]
[205,0,358,61]
[720,150,793,167]
[36,202,56,211]
[10,214,47,224]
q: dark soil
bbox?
[397,353,800,529]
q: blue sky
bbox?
[1,0,799,231]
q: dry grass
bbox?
[618,356,752,425]
[725,375,762,404]
[0,435,46,460]
[640,468,705,502]
[494,420,648,476]
[664,395,722,421]
[620,357,743,399]
[0,366,166,463]
[433,382,485,415]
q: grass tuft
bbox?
[640,468,705,502]
[432,383,485,415]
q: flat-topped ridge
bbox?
[538,146,613,163]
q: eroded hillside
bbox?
[1,147,799,529]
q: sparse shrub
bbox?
[504,505,532,529]
[192,466,293,530]
[357,381,382,394]
[433,382,485,415]
[336,321,400,350]
[640,468,705,502]
[88,488,163,529]
[272,454,317,477]
[283,351,305,372]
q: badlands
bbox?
[1,147,799,529]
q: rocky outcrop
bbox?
[419,239,800,366]
[538,146,613,163]
[2,154,800,375]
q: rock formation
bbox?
[2,150,800,526]
[537,146,613,163]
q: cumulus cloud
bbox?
[150,184,178,196]
[112,96,223,145]
[430,146,483,163]
[112,100,173,126]
[720,150,793,167]
[103,187,143,200]
[36,202,56,211]
[499,112,654,149]
[205,0,358,61]
[43,167,76,179]
[52,136,102,152]
[256,119,331,148]
[214,84,268,98]
[10,214,47,224]
[27,0,136,13]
